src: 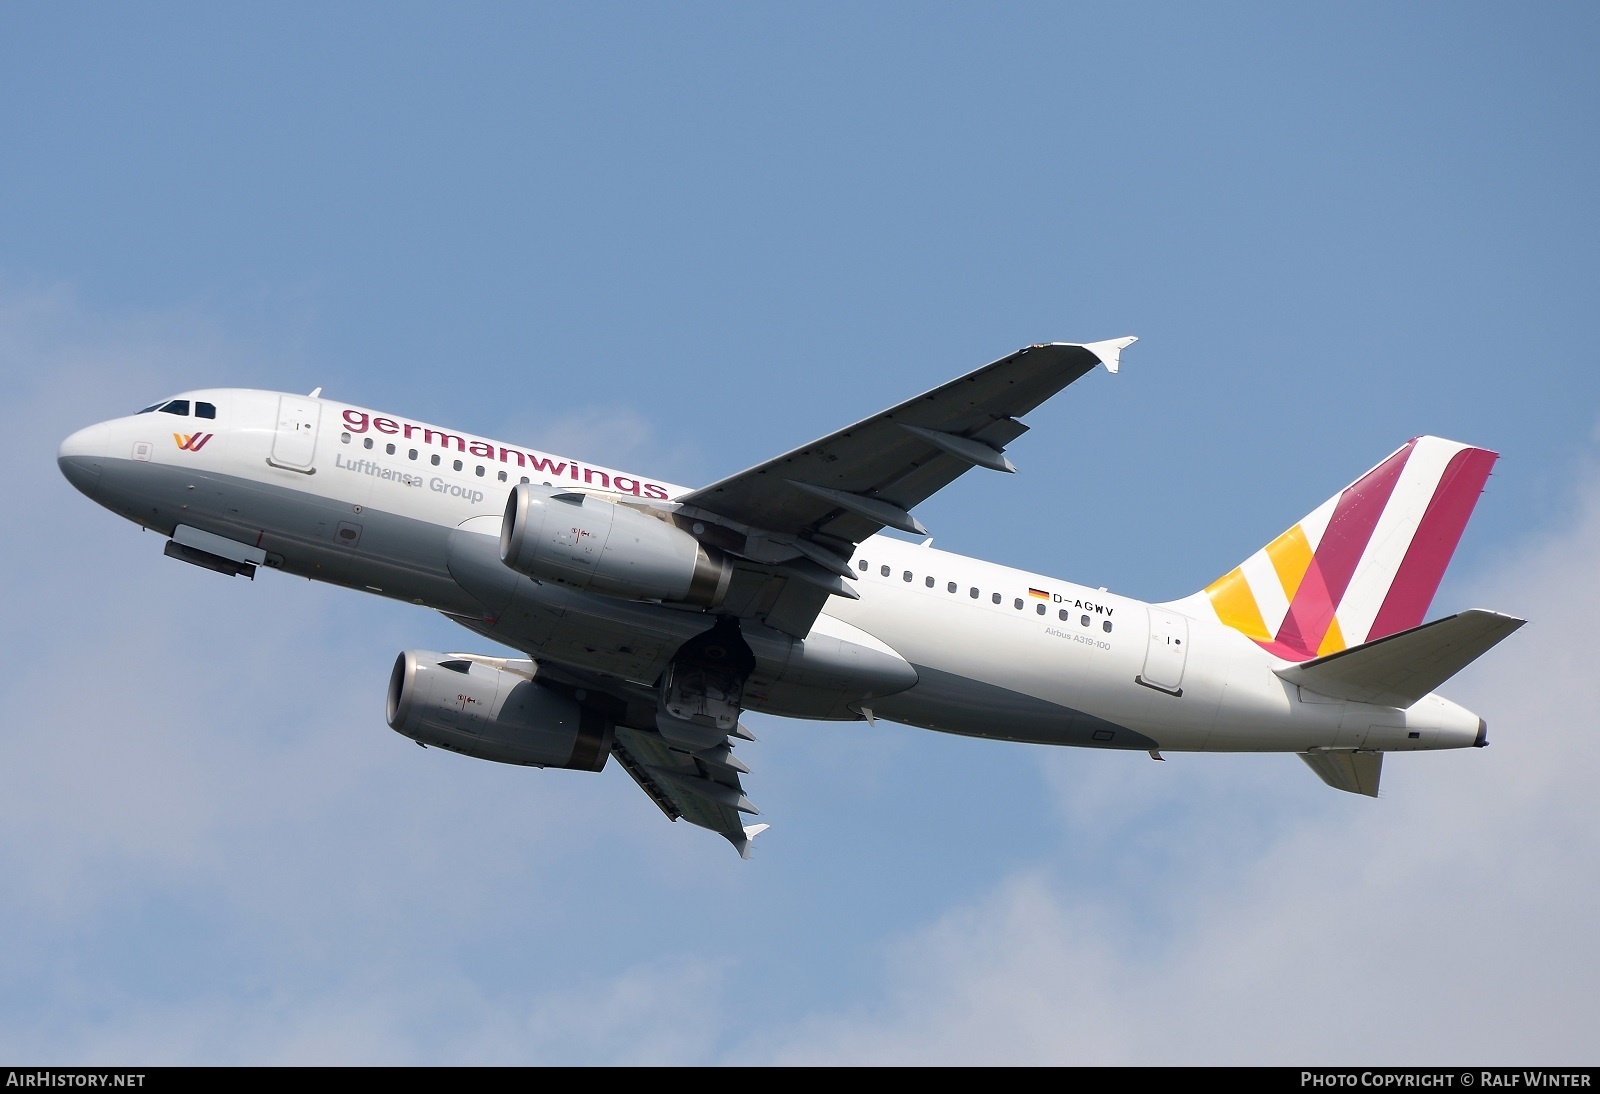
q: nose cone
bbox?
[58,423,110,500]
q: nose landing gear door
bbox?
[268,395,321,474]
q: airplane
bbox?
[56,339,1524,856]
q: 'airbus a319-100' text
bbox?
[58,340,1523,856]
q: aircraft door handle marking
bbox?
[1134,675,1183,698]
[265,457,317,475]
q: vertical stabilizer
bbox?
[1184,437,1497,662]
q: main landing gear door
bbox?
[268,394,321,473]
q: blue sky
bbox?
[3,3,1598,1064]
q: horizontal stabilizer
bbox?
[1300,749,1384,797]
[1275,609,1525,707]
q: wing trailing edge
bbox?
[1275,609,1525,708]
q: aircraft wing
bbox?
[677,339,1133,636]
[682,339,1132,544]
[528,659,769,857]
[610,722,768,858]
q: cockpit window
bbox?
[196,401,216,419]
[158,400,191,416]
[137,402,163,414]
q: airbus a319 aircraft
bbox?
[58,340,1523,856]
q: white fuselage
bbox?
[57,388,1486,757]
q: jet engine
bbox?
[386,650,612,770]
[500,483,731,607]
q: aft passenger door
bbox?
[1138,607,1189,696]
[269,395,321,473]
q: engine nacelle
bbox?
[386,650,612,771]
[500,483,731,608]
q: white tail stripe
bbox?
[1239,548,1290,637]
[1334,437,1470,645]
[1296,495,1336,557]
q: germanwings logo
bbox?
[173,432,213,452]
[1202,437,1497,661]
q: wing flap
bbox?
[1275,609,1525,707]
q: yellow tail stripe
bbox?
[1317,615,1346,657]
[1205,568,1271,643]
[1265,524,1314,600]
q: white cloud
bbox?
[0,292,668,1063]
[729,466,1600,1065]
[8,286,1596,1065]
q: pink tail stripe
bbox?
[1365,447,1497,642]
[1273,441,1413,658]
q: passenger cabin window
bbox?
[947,582,957,593]
[859,560,869,572]
[991,593,1001,605]
[1036,604,1046,616]
[431,455,441,466]
[386,443,396,455]
[880,565,890,577]
[1104,621,1113,633]
[363,437,374,450]
[903,571,912,583]
[969,587,979,599]
[1014,598,1024,610]
[925,576,934,588]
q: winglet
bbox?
[1080,336,1137,375]
[729,823,771,860]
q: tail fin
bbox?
[1186,437,1497,662]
